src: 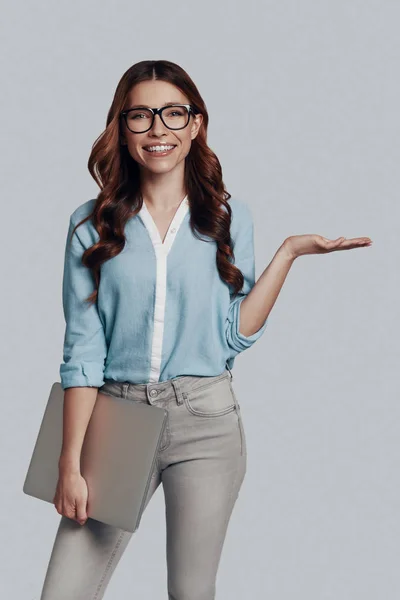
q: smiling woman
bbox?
[119,82,204,178]
[40,59,266,600]
[40,57,372,600]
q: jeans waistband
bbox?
[100,368,233,406]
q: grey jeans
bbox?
[40,368,247,600]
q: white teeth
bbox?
[145,145,175,152]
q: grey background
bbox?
[1,1,398,598]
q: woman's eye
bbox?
[166,110,184,118]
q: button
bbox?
[170,228,176,234]
[149,389,158,397]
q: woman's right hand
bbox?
[53,469,89,526]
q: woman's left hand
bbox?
[283,234,373,260]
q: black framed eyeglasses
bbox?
[120,104,197,134]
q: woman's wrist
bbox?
[278,238,298,262]
[58,452,81,474]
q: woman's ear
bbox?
[191,113,203,141]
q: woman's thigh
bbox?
[40,469,161,600]
[160,374,247,599]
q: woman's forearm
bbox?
[58,387,98,474]
[239,242,295,337]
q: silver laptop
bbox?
[23,382,168,533]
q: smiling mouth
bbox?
[143,145,177,155]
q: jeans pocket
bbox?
[183,377,236,417]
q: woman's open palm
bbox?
[284,234,373,260]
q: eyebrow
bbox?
[126,101,183,110]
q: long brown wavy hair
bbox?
[70,59,245,306]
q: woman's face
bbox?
[120,79,203,176]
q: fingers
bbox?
[76,504,88,525]
[330,238,372,251]
[321,236,372,246]
[53,500,87,526]
[337,237,372,246]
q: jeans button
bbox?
[149,389,158,398]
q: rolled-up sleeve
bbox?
[225,205,268,355]
[59,215,108,390]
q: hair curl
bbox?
[70,59,244,306]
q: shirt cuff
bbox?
[226,296,268,354]
[60,361,105,390]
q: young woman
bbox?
[40,59,371,599]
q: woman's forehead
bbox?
[126,80,188,106]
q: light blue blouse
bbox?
[59,195,268,389]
